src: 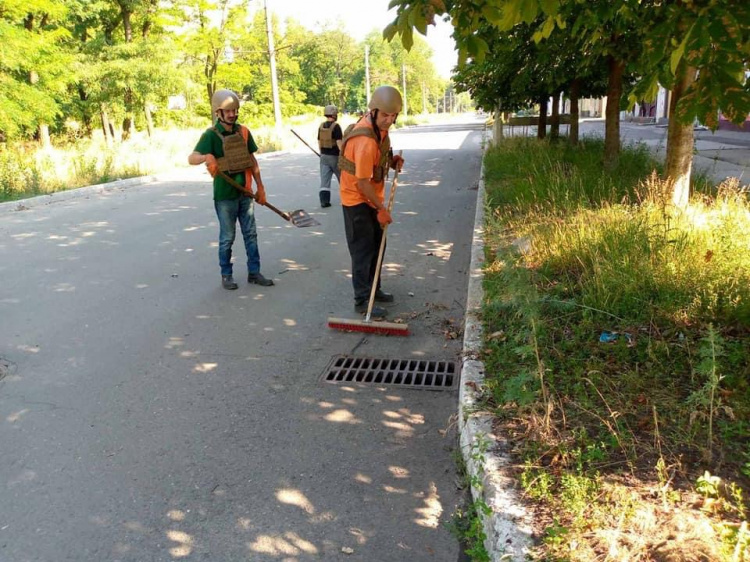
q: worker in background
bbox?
[317,104,342,208]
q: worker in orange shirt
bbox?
[337,86,405,319]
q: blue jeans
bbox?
[214,197,260,276]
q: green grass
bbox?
[482,137,750,561]
[0,121,292,202]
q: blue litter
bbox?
[599,331,634,344]
[599,331,618,343]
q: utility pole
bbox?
[264,0,282,130]
[364,45,371,104]
[401,62,407,118]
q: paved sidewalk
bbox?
[589,120,750,185]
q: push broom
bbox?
[328,160,409,336]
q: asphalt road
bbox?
[0,117,485,562]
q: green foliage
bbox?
[687,325,727,460]
[484,138,750,329]
[483,137,654,210]
[521,464,555,500]
[385,0,750,178]
[0,0,447,146]
[629,1,750,128]
[449,435,493,562]
[0,129,195,201]
[448,499,491,562]
[0,2,74,139]
[482,137,750,560]
[451,16,610,113]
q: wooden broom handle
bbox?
[365,151,402,322]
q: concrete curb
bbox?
[0,150,290,217]
[459,135,534,561]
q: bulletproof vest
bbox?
[318,122,337,150]
[338,125,391,183]
[212,127,254,174]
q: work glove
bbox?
[204,154,219,177]
[255,185,267,206]
[391,154,404,172]
[376,208,392,226]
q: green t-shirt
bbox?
[193,122,259,201]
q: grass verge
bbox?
[0,121,292,202]
[482,137,750,561]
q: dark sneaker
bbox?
[321,202,332,208]
[247,272,274,286]
[354,301,387,318]
[374,289,394,303]
[222,275,238,290]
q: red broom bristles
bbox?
[327,318,410,336]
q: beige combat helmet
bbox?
[324,104,338,116]
[368,86,402,113]
[211,89,240,115]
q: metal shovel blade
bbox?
[288,209,320,227]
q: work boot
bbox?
[247,272,274,286]
[222,275,238,290]
[320,191,331,208]
[354,300,387,319]
[374,289,394,303]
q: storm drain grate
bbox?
[320,355,458,391]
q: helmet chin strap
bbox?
[216,110,235,127]
[370,109,380,139]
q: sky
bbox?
[249,0,458,79]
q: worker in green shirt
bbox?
[188,89,274,290]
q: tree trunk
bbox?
[100,104,113,147]
[550,92,561,139]
[144,103,154,138]
[604,55,624,169]
[78,86,92,133]
[493,105,504,141]
[120,4,132,42]
[122,88,135,140]
[665,64,698,209]
[39,124,51,149]
[537,96,548,139]
[569,79,580,145]
[122,118,134,140]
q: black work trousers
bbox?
[342,203,384,303]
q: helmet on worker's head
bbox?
[324,104,338,117]
[211,89,240,115]
[368,86,402,113]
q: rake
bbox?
[328,160,409,336]
[217,170,320,228]
[290,129,321,157]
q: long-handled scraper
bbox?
[217,170,320,228]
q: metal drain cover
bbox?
[320,355,458,390]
